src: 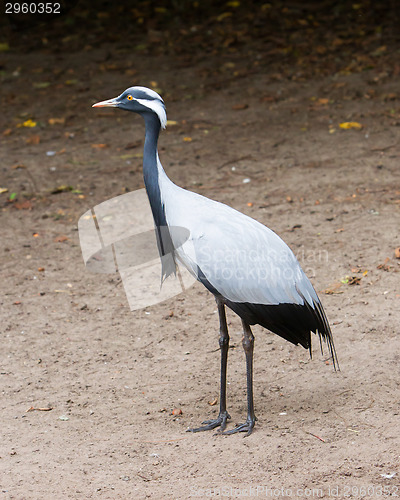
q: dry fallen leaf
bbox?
[17,119,37,128]
[232,103,249,110]
[347,276,361,285]
[261,95,277,103]
[26,135,41,145]
[324,282,343,294]
[91,143,108,149]
[48,117,65,125]
[51,185,73,194]
[27,406,53,412]
[33,82,51,89]
[124,140,142,149]
[217,11,233,21]
[377,258,392,271]
[14,200,33,210]
[54,235,69,243]
[350,269,368,277]
[339,122,363,130]
[395,247,400,259]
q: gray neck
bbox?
[142,112,166,228]
[142,112,176,278]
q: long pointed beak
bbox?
[92,97,119,108]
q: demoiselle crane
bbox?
[92,86,338,436]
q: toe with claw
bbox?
[221,416,256,436]
[187,411,231,433]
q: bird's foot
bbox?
[187,411,231,433]
[221,415,256,436]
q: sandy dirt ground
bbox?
[1,3,400,499]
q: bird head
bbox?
[92,86,167,129]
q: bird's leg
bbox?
[187,298,231,433]
[222,320,256,436]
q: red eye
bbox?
[127,95,133,101]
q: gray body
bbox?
[93,87,338,435]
